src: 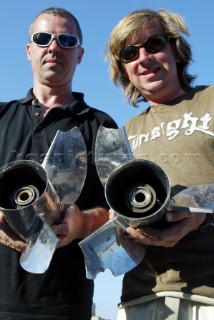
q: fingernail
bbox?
[126,227,132,234]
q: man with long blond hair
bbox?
[106,8,214,320]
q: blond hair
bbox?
[105,9,195,107]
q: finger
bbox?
[0,212,5,223]
[126,223,186,248]
[52,224,69,236]
[126,227,153,244]
[55,236,67,248]
[0,218,27,252]
[109,209,115,219]
[166,211,205,223]
[0,231,26,252]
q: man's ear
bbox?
[26,43,31,61]
[77,47,84,64]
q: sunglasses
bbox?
[31,32,81,49]
[120,34,168,62]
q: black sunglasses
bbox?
[31,32,81,49]
[120,34,168,62]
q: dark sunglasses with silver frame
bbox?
[31,32,81,49]
[120,34,168,63]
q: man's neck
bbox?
[147,87,187,106]
[33,86,75,116]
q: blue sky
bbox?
[1,1,213,319]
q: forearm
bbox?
[53,205,110,247]
[76,207,109,239]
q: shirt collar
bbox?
[21,89,90,115]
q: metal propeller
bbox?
[79,126,214,279]
[0,127,87,273]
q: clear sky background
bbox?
[1,1,213,319]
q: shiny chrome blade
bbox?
[79,217,146,279]
[20,217,59,273]
[172,184,214,213]
[95,126,133,186]
[42,127,87,206]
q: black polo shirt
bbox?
[0,89,117,319]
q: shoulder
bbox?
[88,106,118,127]
[0,90,33,113]
[0,99,22,112]
[0,98,29,119]
[186,85,214,110]
[202,84,214,96]
[73,92,118,128]
[191,85,214,99]
[125,108,148,134]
